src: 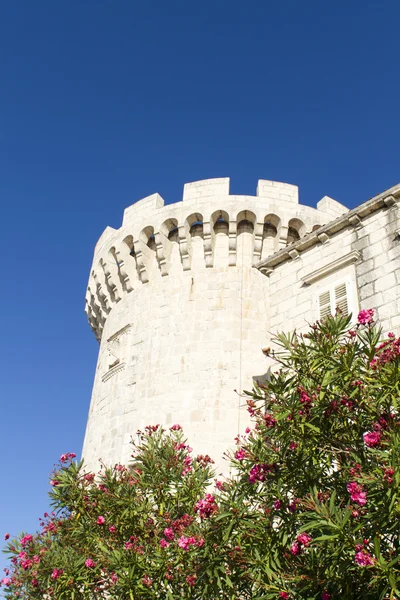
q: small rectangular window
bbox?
[317,280,351,320]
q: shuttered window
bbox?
[318,281,350,320]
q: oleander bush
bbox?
[3,310,400,599]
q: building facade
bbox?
[82,178,400,473]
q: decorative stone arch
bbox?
[105,247,124,297]
[100,255,121,304]
[287,218,306,245]
[261,213,281,258]
[210,210,230,267]
[312,223,322,231]
[186,212,204,237]
[236,210,256,266]
[160,218,179,242]
[110,240,134,293]
[159,218,181,274]
[140,225,157,251]
[136,225,160,280]
[236,209,256,234]
[184,213,204,270]
[211,209,229,235]
[119,234,141,286]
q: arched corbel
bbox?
[133,240,149,283]
[178,225,191,271]
[228,220,237,266]
[154,232,168,276]
[203,221,213,268]
[253,222,264,261]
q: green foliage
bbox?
[2,427,216,599]
[220,311,400,599]
[3,311,400,598]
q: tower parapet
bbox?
[85,178,346,340]
[83,178,348,473]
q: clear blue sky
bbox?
[1,0,399,582]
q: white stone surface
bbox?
[83,178,400,475]
[82,178,337,474]
[266,191,400,339]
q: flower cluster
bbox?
[3,311,400,600]
[347,482,367,506]
[248,462,277,483]
[290,533,312,556]
[357,309,374,325]
[194,494,218,519]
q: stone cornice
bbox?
[301,250,361,285]
[255,184,400,276]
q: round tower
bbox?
[83,178,337,473]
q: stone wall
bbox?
[82,178,340,474]
[260,185,400,339]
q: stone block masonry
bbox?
[83,178,400,474]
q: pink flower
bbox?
[186,574,197,586]
[96,516,105,525]
[234,448,246,461]
[347,482,367,506]
[177,536,191,551]
[195,494,218,519]
[51,568,62,579]
[296,533,312,547]
[59,454,69,463]
[248,463,276,484]
[109,525,116,533]
[321,593,331,600]
[1,577,11,586]
[50,480,60,487]
[69,453,76,459]
[363,431,381,448]
[84,473,95,483]
[273,500,282,510]
[290,542,301,555]
[142,575,153,587]
[384,466,394,484]
[170,424,182,431]
[85,558,96,568]
[280,593,289,599]
[264,413,277,427]
[357,309,374,325]
[164,528,174,540]
[160,539,170,548]
[111,573,118,583]
[4,533,9,540]
[355,550,375,566]
[20,534,33,548]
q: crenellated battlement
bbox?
[85,178,348,339]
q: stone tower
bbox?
[82,178,349,473]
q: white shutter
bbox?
[316,276,356,323]
[318,290,332,319]
[334,282,349,316]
